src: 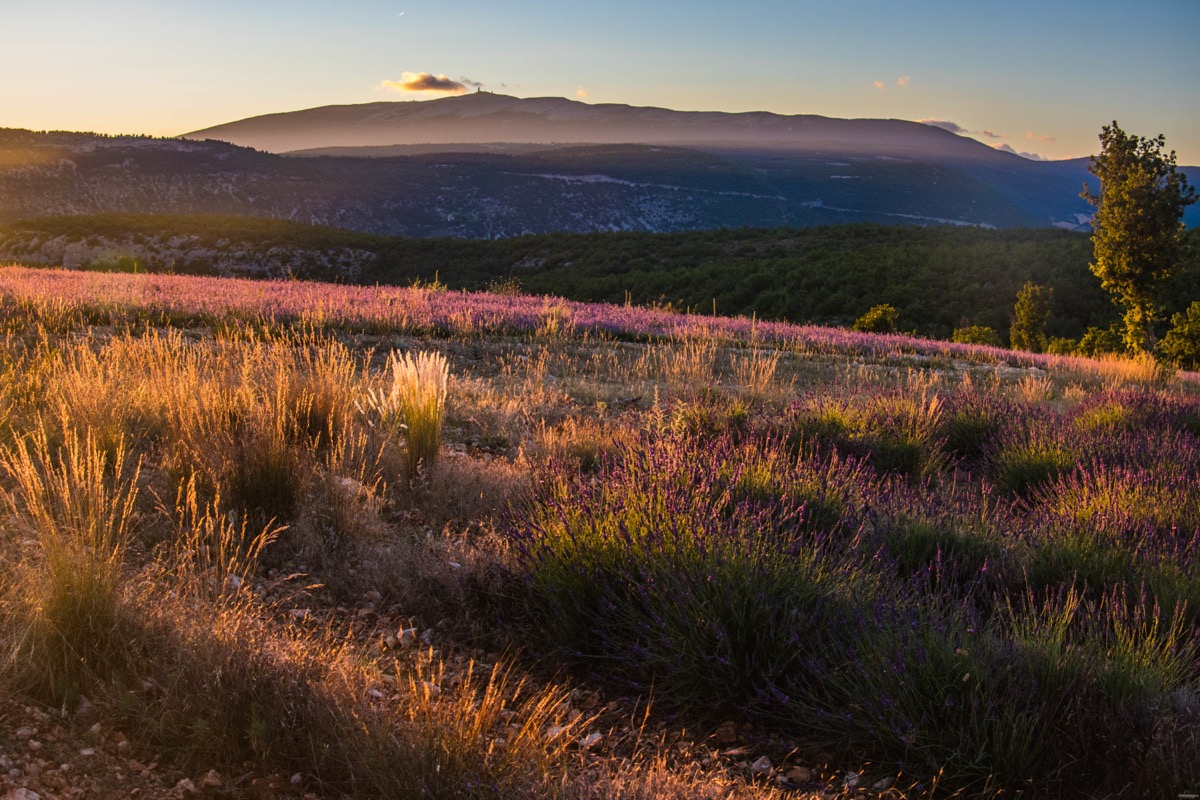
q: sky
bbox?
[2,0,1198,163]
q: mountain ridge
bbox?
[183,92,1000,160]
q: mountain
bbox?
[184,92,989,157]
[1,96,1195,238]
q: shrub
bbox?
[1046,336,1077,355]
[952,325,1001,346]
[1077,325,1126,358]
[852,303,899,334]
[515,432,874,715]
[1159,300,1200,370]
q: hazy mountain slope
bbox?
[0,130,1045,234]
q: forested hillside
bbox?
[3,214,1198,341]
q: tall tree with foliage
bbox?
[1010,281,1053,353]
[1081,121,1197,353]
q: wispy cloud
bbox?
[1026,130,1056,142]
[576,85,590,98]
[380,71,469,94]
[918,119,1023,148]
[994,143,1049,161]
[875,76,911,91]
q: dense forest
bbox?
[3,214,1198,342]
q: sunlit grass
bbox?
[2,423,140,702]
[364,349,449,480]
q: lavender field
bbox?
[0,265,1198,799]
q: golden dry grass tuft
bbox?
[365,349,449,480]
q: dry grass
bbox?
[365,349,449,480]
[564,755,794,800]
[2,422,140,701]
[1045,351,1173,390]
[731,346,783,403]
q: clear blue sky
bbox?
[3,0,1197,162]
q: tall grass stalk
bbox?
[366,350,449,480]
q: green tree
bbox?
[1159,301,1200,370]
[1009,281,1053,353]
[852,303,899,334]
[1081,121,1197,352]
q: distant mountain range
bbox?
[1,94,1195,237]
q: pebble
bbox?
[710,720,738,745]
[2,789,42,800]
[750,755,773,775]
[786,766,813,782]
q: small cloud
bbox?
[380,71,468,94]
[982,129,1006,140]
[917,118,969,135]
[873,80,885,90]
[576,85,589,99]
[461,77,484,90]
[1025,130,1055,142]
[994,143,1049,161]
[897,75,911,88]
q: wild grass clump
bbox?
[938,391,1013,464]
[876,515,1010,589]
[730,344,782,402]
[2,424,140,702]
[365,349,449,480]
[1038,462,1200,538]
[988,411,1079,498]
[788,390,946,478]
[515,431,877,715]
[803,585,1200,794]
